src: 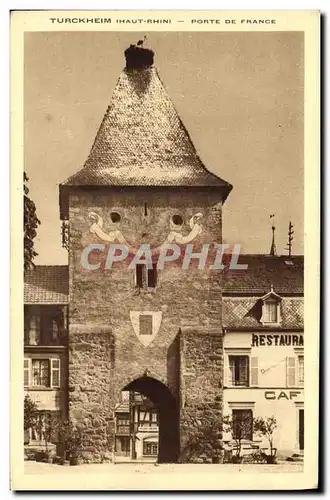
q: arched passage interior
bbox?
[122,376,180,463]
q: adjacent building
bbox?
[222,255,304,456]
[24,266,68,452]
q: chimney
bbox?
[124,42,154,70]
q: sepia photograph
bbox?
[10,10,320,490]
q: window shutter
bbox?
[135,264,144,288]
[286,357,296,387]
[224,354,232,388]
[51,359,60,388]
[24,358,30,387]
[240,356,249,386]
[147,264,157,288]
[250,357,258,387]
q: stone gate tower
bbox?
[59,45,232,463]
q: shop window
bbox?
[298,355,304,385]
[232,409,253,441]
[229,356,249,387]
[143,440,158,456]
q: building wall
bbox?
[223,330,304,454]
[67,186,224,462]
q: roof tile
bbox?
[24,266,68,304]
[61,68,231,192]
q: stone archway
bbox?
[123,376,180,463]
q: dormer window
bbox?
[264,299,278,323]
[260,287,282,326]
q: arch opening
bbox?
[114,377,179,463]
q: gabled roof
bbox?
[24,265,68,304]
[222,255,304,295]
[260,287,282,302]
[60,63,232,218]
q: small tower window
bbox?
[144,203,148,217]
[110,212,121,223]
[135,264,157,289]
[172,214,183,226]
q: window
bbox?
[29,411,60,443]
[264,300,278,323]
[135,264,157,289]
[143,440,158,456]
[138,408,158,427]
[298,356,304,385]
[32,359,50,387]
[24,306,66,346]
[24,358,61,388]
[232,409,253,441]
[229,356,249,387]
[110,212,121,223]
[117,415,130,434]
[172,214,183,226]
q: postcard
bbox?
[11,10,320,490]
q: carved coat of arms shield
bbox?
[129,311,163,347]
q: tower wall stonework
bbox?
[67,186,224,462]
[179,328,224,463]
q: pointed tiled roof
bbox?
[60,62,232,215]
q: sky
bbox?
[24,31,304,264]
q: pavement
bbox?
[25,460,303,475]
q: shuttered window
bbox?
[24,358,61,388]
[229,356,249,387]
[286,357,296,387]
